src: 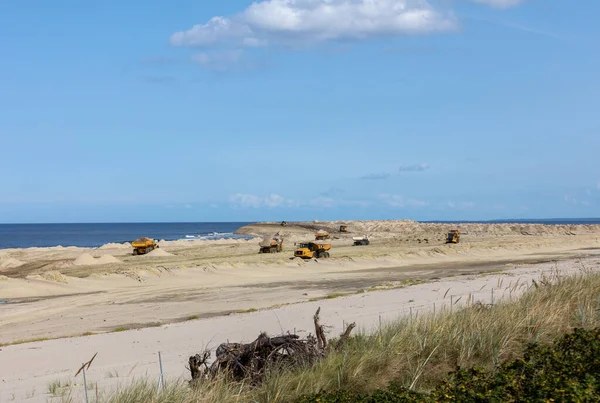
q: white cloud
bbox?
[471,0,526,9]
[230,193,297,208]
[171,0,457,48]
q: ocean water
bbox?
[1,219,599,250]
[0,222,252,249]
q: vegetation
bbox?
[57,267,600,402]
[299,327,600,402]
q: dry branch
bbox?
[188,308,354,384]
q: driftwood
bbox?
[189,308,355,384]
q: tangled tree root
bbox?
[188,308,355,384]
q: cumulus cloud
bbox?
[398,163,430,172]
[230,193,297,208]
[471,0,526,9]
[171,0,457,48]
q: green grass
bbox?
[0,337,50,347]
[47,379,73,397]
[94,267,600,402]
[236,308,259,314]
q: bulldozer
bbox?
[446,230,460,244]
[295,242,331,259]
[315,230,332,241]
[132,237,159,255]
[259,234,284,253]
[339,225,348,233]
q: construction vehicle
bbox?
[280,221,287,227]
[339,225,348,233]
[446,230,460,244]
[132,237,159,255]
[259,234,284,253]
[295,242,331,259]
[315,230,331,241]
[353,236,370,246]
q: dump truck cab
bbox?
[446,230,460,244]
[132,237,159,255]
[295,242,331,259]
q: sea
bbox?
[1,219,599,250]
[0,222,253,249]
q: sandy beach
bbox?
[1,220,600,401]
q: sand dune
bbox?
[0,220,599,348]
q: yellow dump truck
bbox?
[295,242,331,259]
[132,237,159,255]
[259,238,283,253]
[315,230,331,241]
[446,230,460,244]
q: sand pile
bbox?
[97,255,122,264]
[0,275,8,281]
[145,248,174,257]
[74,254,101,266]
[74,254,123,266]
[0,258,25,269]
[41,271,69,284]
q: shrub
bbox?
[300,327,600,403]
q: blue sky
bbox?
[0,0,599,223]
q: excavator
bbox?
[339,225,348,233]
[295,242,331,259]
[132,237,159,255]
[446,230,460,244]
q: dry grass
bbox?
[97,268,600,402]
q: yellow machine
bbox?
[295,242,331,259]
[280,221,288,227]
[339,225,348,233]
[259,238,284,254]
[315,230,332,241]
[446,230,460,244]
[132,237,159,255]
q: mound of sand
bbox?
[74,254,123,266]
[73,254,101,266]
[0,275,8,281]
[41,271,69,284]
[145,248,173,257]
[0,258,25,269]
[97,255,122,264]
